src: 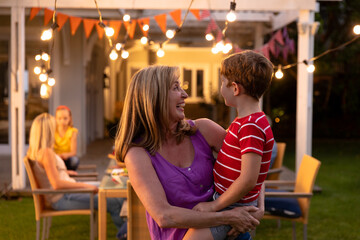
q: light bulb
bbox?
[123,14,130,22]
[39,73,47,82]
[353,25,360,35]
[35,54,41,61]
[226,11,236,22]
[142,24,149,32]
[223,43,233,53]
[41,29,53,41]
[105,27,115,37]
[34,66,41,75]
[115,43,122,51]
[166,30,175,39]
[109,49,118,60]
[215,41,224,52]
[41,53,49,61]
[275,69,284,79]
[48,77,56,86]
[307,64,315,73]
[205,33,214,41]
[211,47,219,54]
[121,50,129,59]
[140,36,148,45]
[157,48,165,58]
[40,84,49,99]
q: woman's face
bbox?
[55,109,71,128]
[168,79,188,124]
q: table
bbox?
[98,169,127,240]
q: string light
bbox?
[142,24,149,32]
[40,23,59,41]
[39,73,48,82]
[140,36,148,45]
[48,77,56,86]
[353,25,360,35]
[41,53,49,61]
[275,65,284,79]
[121,50,129,59]
[166,29,175,39]
[307,64,315,73]
[109,49,118,60]
[40,84,50,99]
[123,14,131,22]
[223,42,233,54]
[157,47,165,58]
[115,43,122,51]
[34,66,41,75]
[205,33,214,41]
[211,46,220,54]
[226,1,237,23]
[105,26,115,37]
[35,54,41,61]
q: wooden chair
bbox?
[24,156,96,240]
[264,154,321,240]
[126,181,151,240]
[267,142,286,181]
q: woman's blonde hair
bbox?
[27,113,56,160]
[115,65,195,162]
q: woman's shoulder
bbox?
[124,146,151,166]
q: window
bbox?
[180,65,210,103]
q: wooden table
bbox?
[98,167,128,240]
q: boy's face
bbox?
[220,75,235,107]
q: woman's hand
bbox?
[225,206,260,237]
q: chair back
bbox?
[294,154,321,223]
[267,142,286,180]
[127,181,151,240]
[24,156,45,221]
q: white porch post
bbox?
[10,4,26,189]
[296,10,315,172]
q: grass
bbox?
[1,138,359,239]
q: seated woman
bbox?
[54,105,80,171]
[27,113,125,234]
[115,65,264,240]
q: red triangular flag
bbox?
[274,30,285,45]
[69,16,82,35]
[29,8,41,21]
[154,14,167,34]
[200,10,211,20]
[57,13,69,31]
[190,9,200,20]
[169,9,182,27]
[44,8,54,26]
[138,18,150,37]
[83,18,97,39]
[109,20,122,40]
[95,20,108,39]
[268,38,276,55]
[261,44,270,60]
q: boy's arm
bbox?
[212,152,262,211]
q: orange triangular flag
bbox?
[44,8,54,26]
[95,20,108,39]
[69,16,82,35]
[29,8,41,21]
[109,20,122,40]
[138,18,150,37]
[127,20,137,39]
[83,18,97,39]
[57,13,69,31]
[154,14,167,34]
[190,9,200,20]
[169,9,182,27]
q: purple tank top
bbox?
[145,120,215,240]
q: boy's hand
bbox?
[192,201,217,212]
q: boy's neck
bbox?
[235,95,261,118]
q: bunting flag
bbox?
[29,8,41,21]
[154,14,167,34]
[95,20,108,39]
[44,8,54,26]
[127,20,137,39]
[274,44,281,58]
[138,18,150,37]
[261,44,270,59]
[282,45,289,62]
[288,39,295,54]
[216,30,223,42]
[268,38,276,55]
[190,9,200,20]
[169,9,182,27]
[69,16,82,35]
[234,44,242,53]
[57,13,69,31]
[274,30,285,45]
[83,18,97,39]
[109,20,122,40]
[200,10,211,20]
[209,18,218,31]
[205,22,213,34]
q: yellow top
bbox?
[54,127,78,154]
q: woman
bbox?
[115,65,264,240]
[27,113,125,234]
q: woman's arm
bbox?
[125,147,259,230]
[194,118,226,152]
[40,148,97,192]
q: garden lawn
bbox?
[0,139,359,239]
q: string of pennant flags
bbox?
[28,7,296,61]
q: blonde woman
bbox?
[27,113,125,233]
[115,65,264,240]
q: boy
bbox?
[193,50,274,240]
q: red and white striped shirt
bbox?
[213,112,274,203]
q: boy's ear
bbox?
[231,82,242,96]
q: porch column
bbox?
[10,4,26,189]
[296,10,315,172]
